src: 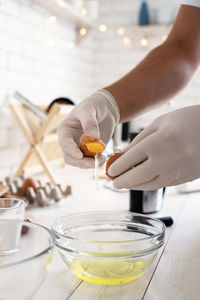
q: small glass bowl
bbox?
[0,221,54,300]
[52,211,165,285]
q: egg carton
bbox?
[0,175,71,207]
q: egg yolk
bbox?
[85,142,105,154]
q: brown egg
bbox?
[22,178,40,194]
[79,133,106,157]
[105,152,123,180]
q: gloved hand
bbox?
[108,106,200,190]
[58,89,120,168]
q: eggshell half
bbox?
[79,133,106,157]
[105,152,123,180]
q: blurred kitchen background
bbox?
[0,0,199,182]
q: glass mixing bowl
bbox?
[52,211,165,285]
[0,221,54,300]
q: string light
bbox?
[80,28,87,36]
[57,0,65,7]
[99,24,107,32]
[66,42,74,49]
[140,38,148,47]
[49,16,56,23]
[123,37,130,45]
[81,8,88,16]
[118,27,125,35]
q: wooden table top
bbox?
[29,167,200,300]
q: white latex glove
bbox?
[108,106,200,190]
[58,89,120,168]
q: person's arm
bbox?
[106,5,200,123]
[58,4,200,170]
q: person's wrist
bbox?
[94,89,120,124]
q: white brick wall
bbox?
[0,0,199,178]
[0,0,96,177]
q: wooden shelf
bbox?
[30,0,96,43]
[124,25,171,38]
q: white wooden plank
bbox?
[32,251,82,300]
[143,193,200,300]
